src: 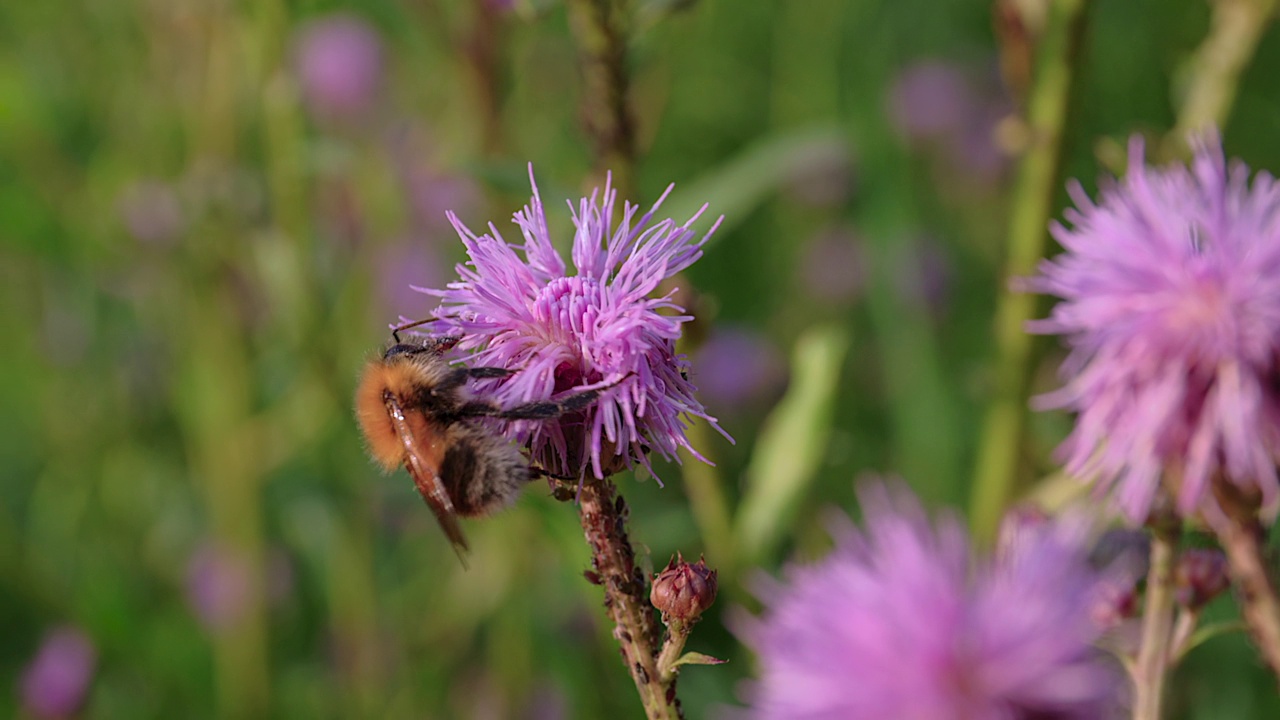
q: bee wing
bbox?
[384,397,471,565]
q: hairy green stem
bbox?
[578,479,682,720]
[969,0,1091,543]
[656,619,691,685]
[1133,522,1178,720]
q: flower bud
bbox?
[1174,548,1229,611]
[650,554,717,623]
[1090,578,1138,631]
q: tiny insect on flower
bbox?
[355,323,622,562]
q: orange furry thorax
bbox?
[356,359,442,472]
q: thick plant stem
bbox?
[1133,521,1178,720]
[567,0,636,197]
[969,0,1091,543]
[1170,0,1278,148]
[1211,487,1280,684]
[578,479,682,720]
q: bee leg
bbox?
[456,373,633,419]
[455,390,600,419]
[427,366,516,398]
[465,367,517,379]
[530,466,582,503]
[529,465,576,481]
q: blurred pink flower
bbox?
[691,327,787,412]
[799,225,866,305]
[117,180,184,246]
[375,240,446,322]
[1029,136,1280,523]
[736,483,1118,719]
[185,543,252,632]
[293,14,384,121]
[888,61,974,141]
[887,59,1011,181]
[19,626,96,719]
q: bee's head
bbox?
[383,343,423,361]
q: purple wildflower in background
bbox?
[1028,136,1280,523]
[799,225,866,305]
[19,626,97,719]
[888,61,974,141]
[736,483,1117,720]
[691,327,787,413]
[293,14,384,122]
[185,543,252,632]
[419,166,729,479]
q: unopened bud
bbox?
[1091,579,1138,630]
[650,553,717,623]
[1175,548,1229,611]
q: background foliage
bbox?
[3,0,1279,717]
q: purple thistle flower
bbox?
[19,626,97,719]
[1028,136,1280,523]
[417,166,729,480]
[736,483,1117,720]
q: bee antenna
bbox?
[390,317,434,344]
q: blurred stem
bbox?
[578,479,681,720]
[679,421,734,575]
[1210,484,1280,684]
[179,294,270,720]
[567,0,636,197]
[462,0,508,155]
[1168,0,1278,152]
[969,0,1090,544]
[1133,517,1179,720]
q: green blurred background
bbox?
[3,0,1280,717]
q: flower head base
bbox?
[418,166,729,480]
[737,483,1117,720]
[1029,136,1280,523]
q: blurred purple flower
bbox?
[375,240,445,322]
[400,164,481,235]
[691,327,787,412]
[118,180,184,246]
[186,543,252,632]
[20,626,96,719]
[737,483,1117,719]
[893,237,954,318]
[887,61,975,142]
[1028,136,1280,523]
[887,59,1012,180]
[384,123,481,234]
[418,166,730,479]
[799,225,866,305]
[784,144,856,208]
[293,14,384,121]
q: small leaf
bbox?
[672,652,728,668]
